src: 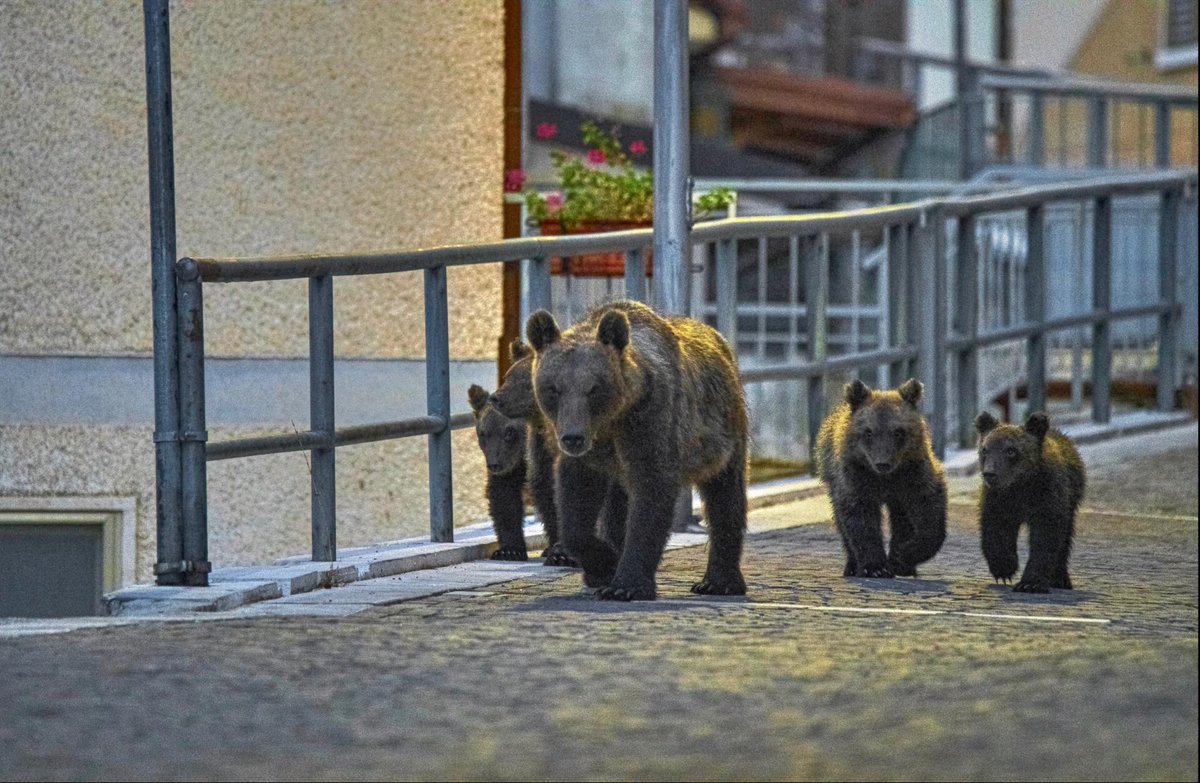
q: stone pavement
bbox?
[0,426,1196,781]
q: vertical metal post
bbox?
[1092,195,1112,423]
[1088,98,1109,168]
[309,274,337,561]
[174,259,210,586]
[624,248,646,302]
[527,256,551,315]
[1158,187,1180,411]
[914,210,947,456]
[1025,204,1047,414]
[144,0,185,586]
[652,0,691,315]
[654,0,694,530]
[1155,100,1172,168]
[426,264,454,542]
[805,235,829,469]
[715,238,737,348]
[955,215,979,448]
[886,222,908,388]
[1028,91,1045,167]
[905,222,923,382]
[954,0,974,180]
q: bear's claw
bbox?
[691,575,747,596]
[490,547,528,561]
[540,545,579,568]
[1013,578,1050,593]
[597,583,656,601]
[857,562,894,579]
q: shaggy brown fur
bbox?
[815,379,947,578]
[975,411,1085,592]
[526,300,749,601]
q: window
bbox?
[1158,0,1199,70]
[0,498,134,618]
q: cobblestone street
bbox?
[1,427,1196,781]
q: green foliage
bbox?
[525,122,734,228]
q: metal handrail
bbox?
[171,168,1197,574]
[978,74,1199,104]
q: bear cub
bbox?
[975,411,1085,593]
[815,379,947,578]
[468,341,572,564]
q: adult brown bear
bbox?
[526,300,748,601]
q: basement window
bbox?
[0,507,127,618]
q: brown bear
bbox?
[974,411,1085,593]
[814,379,947,578]
[468,342,573,563]
[526,300,749,601]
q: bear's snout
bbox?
[559,432,589,456]
[873,461,894,475]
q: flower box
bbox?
[538,219,653,277]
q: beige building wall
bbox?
[1,0,507,583]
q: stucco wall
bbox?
[0,0,506,584]
[1,0,504,359]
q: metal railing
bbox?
[162,170,1195,580]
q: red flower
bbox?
[587,149,607,165]
[504,168,526,193]
[545,192,564,213]
[629,140,647,155]
[536,122,558,140]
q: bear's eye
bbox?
[585,384,599,397]
[504,429,520,443]
[1005,446,1018,459]
[893,427,905,440]
[862,427,874,440]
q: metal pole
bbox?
[144,0,185,586]
[624,248,646,302]
[652,0,691,315]
[1158,187,1180,411]
[914,210,946,455]
[1088,98,1109,168]
[1025,204,1047,414]
[954,0,972,180]
[175,259,210,586]
[1092,195,1112,423]
[1155,100,1171,168]
[526,256,551,315]
[715,238,737,347]
[426,264,454,541]
[1028,91,1045,167]
[886,222,908,387]
[309,273,337,561]
[805,236,829,469]
[654,0,693,530]
[954,215,978,447]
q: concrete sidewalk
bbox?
[0,426,1196,781]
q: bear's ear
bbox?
[509,339,532,362]
[1024,411,1050,440]
[597,310,630,352]
[468,384,490,415]
[974,411,999,436]
[845,379,871,411]
[898,378,923,408]
[526,310,561,353]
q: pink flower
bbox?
[504,168,526,193]
[536,122,558,140]
[629,140,647,155]
[587,149,607,165]
[545,192,563,213]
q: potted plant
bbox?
[507,121,734,277]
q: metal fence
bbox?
[159,170,1195,583]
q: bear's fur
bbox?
[469,342,571,563]
[526,300,749,601]
[815,379,947,578]
[975,411,1085,593]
